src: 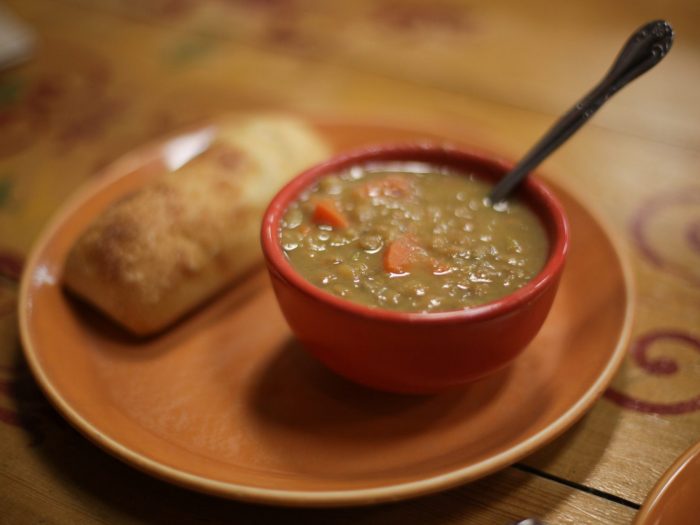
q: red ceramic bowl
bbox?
[261,144,569,394]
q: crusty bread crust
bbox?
[63,116,330,335]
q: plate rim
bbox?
[18,120,636,507]
[633,440,700,524]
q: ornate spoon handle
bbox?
[489,20,674,203]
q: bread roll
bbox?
[63,115,330,335]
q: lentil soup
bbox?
[279,162,548,312]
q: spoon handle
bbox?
[488,20,674,203]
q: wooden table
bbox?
[1,1,698,523]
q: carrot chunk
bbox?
[383,235,428,274]
[311,198,349,228]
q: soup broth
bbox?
[279,162,548,312]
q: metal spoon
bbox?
[488,20,674,204]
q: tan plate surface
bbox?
[18,119,634,507]
[635,440,700,525]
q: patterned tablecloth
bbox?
[1,1,698,523]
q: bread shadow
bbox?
[66,264,269,359]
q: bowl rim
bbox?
[261,142,569,324]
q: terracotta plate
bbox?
[634,441,700,524]
[19,119,634,506]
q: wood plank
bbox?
[522,401,700,506]
[64,0,700,150]
[0,418,636,525]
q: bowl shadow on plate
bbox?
[246,338,513,447]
